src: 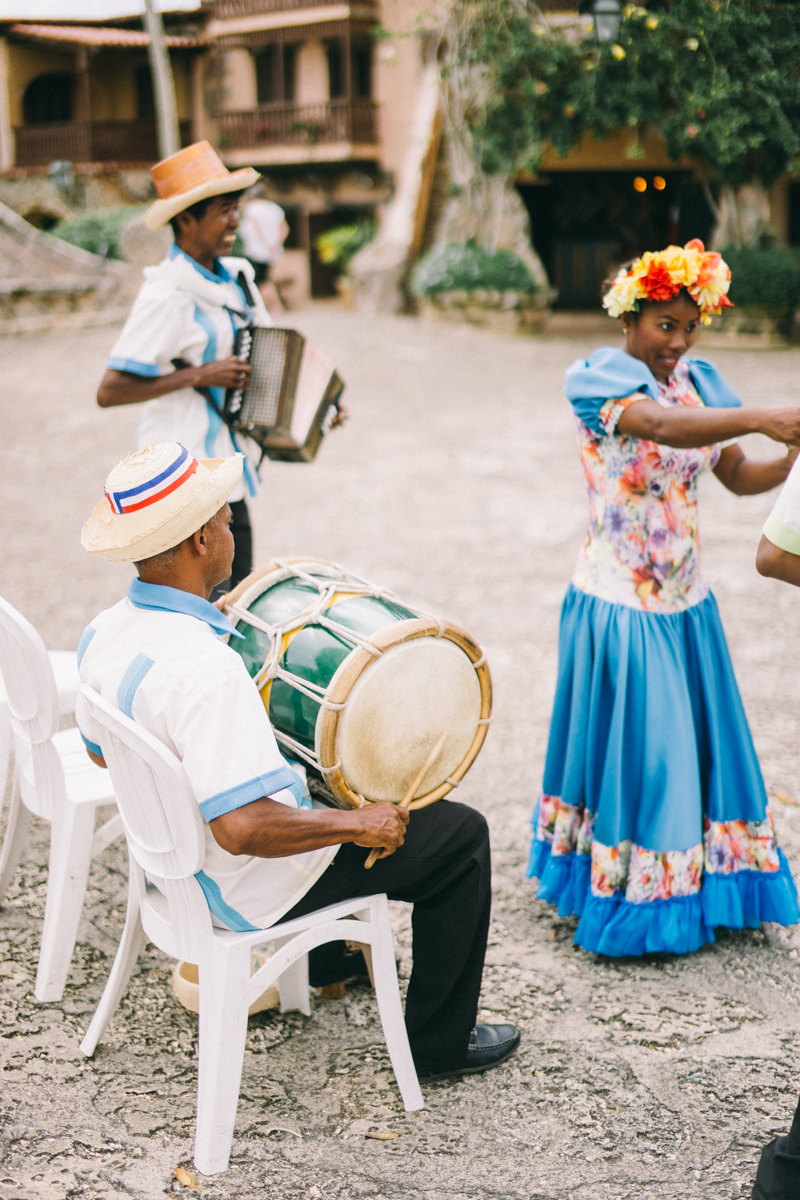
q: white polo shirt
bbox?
[107,245,272,503]
[764,456,800,555]
[76,578,339,931]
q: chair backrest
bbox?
[78,684,206,881]
[0,595,58,744]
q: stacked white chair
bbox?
[0,596,122,1001]
[78,683,424,1176]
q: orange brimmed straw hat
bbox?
[82,442,243,562]
[143,141,261,231]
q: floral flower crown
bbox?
[603,239,733,325]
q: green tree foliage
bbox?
[456,0,800,188]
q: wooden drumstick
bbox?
[364,733,448,869]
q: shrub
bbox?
[411,241,539,296]
[315,220,376,272]
[51,205,147,260]
[722,244,800,316]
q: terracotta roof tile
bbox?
[7,23,203,47]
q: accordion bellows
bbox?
[225,327,345,462]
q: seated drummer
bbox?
[77,442,520,1082]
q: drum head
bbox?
[335,637,482,803]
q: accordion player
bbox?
[223,326,345,463]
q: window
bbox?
[353,40,372,98]
[255,44,297,103]
[136,64,155,119]
[325,39,343,99]
[23,74,73,124]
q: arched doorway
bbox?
[23,74,73,125]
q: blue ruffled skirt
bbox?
[527,584,799,957]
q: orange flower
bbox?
[684,238,705,253]
[639,259,679,302]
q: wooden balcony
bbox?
[213,0,376,17]
[13,119,192,168]
[218,99,377,162]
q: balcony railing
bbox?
[214,0,376,16]
[218,99,377,150]
[13,119,192,168]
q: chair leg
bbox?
[194,942,252,1176]
[0,778,31,904]
[366,901,424,1113]
[35,801,97,1002]
[80,880,145,1057]
[273,936,311,1016]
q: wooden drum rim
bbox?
[317,618,492,810]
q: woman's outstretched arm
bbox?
[616,398,800,449]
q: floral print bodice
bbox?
[571,359,720,613]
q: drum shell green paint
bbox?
[231,576,416,751]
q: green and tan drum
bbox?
[224,558,492,810]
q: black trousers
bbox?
[212,499,253,601]
[753,1096,800,1198]
[278,800,492,1075]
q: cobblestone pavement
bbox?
[3,313,800,1200]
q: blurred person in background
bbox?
[240,184,289,317]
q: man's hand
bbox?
[195,357,251,390]
[330,403,349,429]
[351,802,409,860]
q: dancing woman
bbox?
[528,240,800,956]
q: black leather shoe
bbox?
[416,1024,521,1082]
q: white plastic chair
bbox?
[0,596,122,1002]
[0,648,81,804]
[77,683,424,1176]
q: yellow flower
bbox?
[685,37,699,50]
[646,14,659,28]
[603,268,642,318]
[660,245,701,287]
[611,43,626,60]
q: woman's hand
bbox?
[753,407,800,446]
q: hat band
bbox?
[106,445,198,515]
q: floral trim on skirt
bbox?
[526,584,800,956]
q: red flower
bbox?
[639,260,679,302]
[684,238,705,253]
[686,124,698,137]
[697,109,706,119]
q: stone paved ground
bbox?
[3,312,800,1200]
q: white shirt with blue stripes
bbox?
[106,245,272,503]
[76,578,339,931]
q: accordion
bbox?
[224,326,345,463]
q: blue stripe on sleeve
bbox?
[199,765,305,822]
[80,730,103,757]
[76,625,96,669]
[107,356,160,377]
[116,653,154,719]
[194,870,259,931]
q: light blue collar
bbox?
[128,578,243,639]
[169,241,233,285]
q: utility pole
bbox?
[143,0,180,160]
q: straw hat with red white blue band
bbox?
[81,442,243,562]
